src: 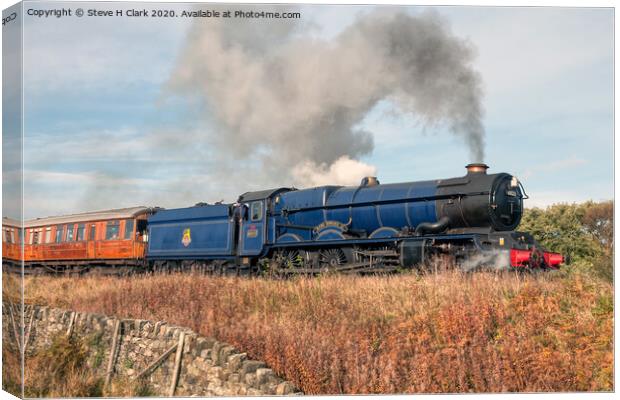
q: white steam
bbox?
[459,250,511,272]
[291,156,377,187]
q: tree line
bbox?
[518,201,613,282]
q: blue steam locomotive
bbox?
[146,164,563,274]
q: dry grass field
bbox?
[8,268,613,395]
[2,333,153,398]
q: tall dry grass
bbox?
[2,333,153,398]
[19,270,613,394]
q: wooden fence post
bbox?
[23,307,36,354]
[105,319,121,389]
[168,331,185,397]
[66,312,77,337]
[8,302,21,353]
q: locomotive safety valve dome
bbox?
[360,176,380,187]
[465,163,489,175]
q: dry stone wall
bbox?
[3,303,301,396]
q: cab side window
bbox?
[250,201,263,221]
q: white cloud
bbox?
[524,189,610,209]
[24,170,155,187]
[22,3,190,95]
[21,169,161,218]
[519,156,588,180]
[444,8,613,97]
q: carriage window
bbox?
[56,225,64,243]
[105,221,120,240]
[76,224,85,241]
[45,227,52,243]
[250,202,263,221]
[124,220,134,240]
[67,225,74,241]
[90,224,97,241]
[32,231,39,245]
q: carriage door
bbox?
[240,200,265,256]
[87,223,97,259]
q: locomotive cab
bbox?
[237,188,293,258]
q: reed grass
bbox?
[12,269,614,394]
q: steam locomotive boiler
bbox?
[146,164,564,274]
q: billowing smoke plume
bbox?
[167,8,485,188]
[292,156,377,187]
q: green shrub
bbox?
[519,201,613,282]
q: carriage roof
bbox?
[22,206,154,228]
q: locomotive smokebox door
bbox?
[399,240,429,268]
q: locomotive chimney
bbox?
[465,163,489,175]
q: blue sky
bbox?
[4,2,614,218]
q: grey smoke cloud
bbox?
[166,8,485,187]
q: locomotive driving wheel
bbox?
[268,249,308,277]
[281,249,305,270]
[319,248,348,271]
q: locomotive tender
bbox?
[2,164,563,274]
[146,163,563,274]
